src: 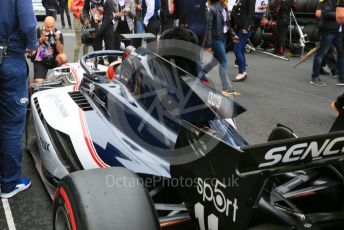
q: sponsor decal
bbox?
[195,178,239,230]
[19,97,29,104]
[258,137,344,168]
[89,82,95,92]
[39,137,50,151]
[54,97,69,118]
[207,92,222,110]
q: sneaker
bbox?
[331,101,343,116]
[336,79,344,86]
[222,89,241,96]
[310,77,326,87]
[320,67,330,75]
[197,72,209,85]
[1,177,31,199]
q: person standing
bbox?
[59,0,72,29]
[113,0,136,50]
[0,0,37,198]
[71,0,89,62]
[331,0,344,115]
[204,0,238,96]
[82,0,105,51]
[94,0,116,56]
[273,0,296,56]
[311,0,344,87]
[231,0,256,81]
[142,0,161,41]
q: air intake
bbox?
[68,91,93,111]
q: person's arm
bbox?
[243,0,256,32]
[124,0,136,19]
[17,0,38,50]
[205,7,214,49]
[143,0,154,26]
[55,32,64,54]
[82,0,91,23]
[315,3,321,18]
[336,0,344,24]
[97,1,115,35]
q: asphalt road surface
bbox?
[0,15,343,230]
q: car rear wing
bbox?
[171,112,344,230]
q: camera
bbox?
[0,45,7,64]
[48,31,56,46]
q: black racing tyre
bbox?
[53,167,159,230]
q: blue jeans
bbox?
[204,37,232,91]
[312,31,344,80]
[0,57,29,189]
[234,28,253,73]
[135,20,144,33]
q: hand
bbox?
[115,12,123,17]
[205,48,212,53]
[83,19,90,26]
[136,4,142,10]
[242,29,248,34]
[55,31,61,41]
[40,32,49,43]
[123,7,130,13]
[232,35,240,43]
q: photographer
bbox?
[32,16,67,83]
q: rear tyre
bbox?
[53,167,159,230]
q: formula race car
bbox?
[27,29,344,230]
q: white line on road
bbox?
[2,198,16,230]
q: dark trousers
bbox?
[234,28,254,73]
[115,20,132,50]
[321,46,338,74]
[145,19,160,43]
[0,57,28,189]
[312,31,344,80]
[275,16,288,55]
[46,8,57,20]
[59,4,72,27]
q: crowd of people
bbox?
[0,0,344,199]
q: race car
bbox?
[27,30,344,230]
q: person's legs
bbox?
[312,33,334,79]
[0,57,29,193]
[60,5,65,28]
[332,32,344,82]
[73,17,82,62]
[64,5,72,28]
[211,38,232,91]
[234,29,252,74]
[33,61,49,83]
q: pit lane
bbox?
[0,18,342,230]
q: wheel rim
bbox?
[55,205,72,230]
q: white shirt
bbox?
[143,0,155,26]
[119,0,125,6]
[255,0,268,13]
